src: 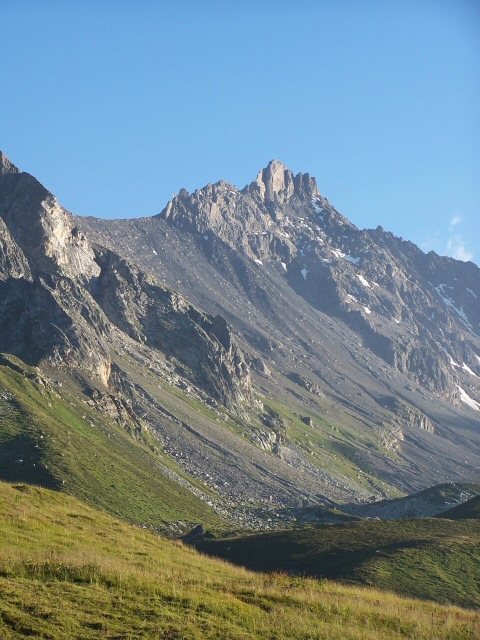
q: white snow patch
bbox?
[372,282,380,288]
[447,354,460,369]
[311,198,324,215]
[322,258,332,263]
[466,288,477,299]
[152,249,157,255]
[254,259,263,265]
[363,306,372,314]
[281,262,287,271]
[458,386,480,411]
[345,294,358,304]
[435,285,472,328]
[331,249,345,259]
[301,267,308,280]
[357,274,371,288]
[344,254,361,265]
[461,363,479,378]
[394,319,400,324]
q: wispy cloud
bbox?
[446,215,474,262]
[421,215,474,262]
[447,236,474,262]
[449,215,463,228]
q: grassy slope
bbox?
[0,482,478,640]
[196,518,480,609]
[0,355,222,530]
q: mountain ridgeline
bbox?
[1,151,479,526]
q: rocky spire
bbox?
[243,159,319,204]
[0,151,20,175]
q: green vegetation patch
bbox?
[0,355,222,530]
[196,517,480,609]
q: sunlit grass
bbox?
[0,482,478,639]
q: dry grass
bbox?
[0,482,478,639]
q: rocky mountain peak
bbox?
[0,151,20,175]
[243,159,319,204]
[0,170,100,283]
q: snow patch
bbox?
[363,306,372,314]
[357,274,371,288]
[345,294,358,304]
[466,288,477,299]
[344,254,360,265]
[254,259,263,265]
[435,285,472,329]
[301,267,308,280]
[447,354,460,369]
[281,262,287,271]
[458,386,480,411]
[152,249,157,255]
[461,363,479,378]
[311,198,324,215]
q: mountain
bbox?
[1,151,479,527]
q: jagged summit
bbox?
[0,151,20,175]
[161,160,320,221]
[243,159,319,204]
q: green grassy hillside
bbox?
[0,481,478,639]
[195,517,480,609]
[0,354,222,530]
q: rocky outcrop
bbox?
[0,151,20,175]
[0,152,252,411]
[243,159,319,206]
[287,372,323,397]
[0,171,100,282]
[90,248,252,408]
[0,218,32,281]
[377,395,435,433]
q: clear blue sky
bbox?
[1,0,479,264]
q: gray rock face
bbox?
[0,152,251,407]
[90,247,252,408]
[0,151,20,176]
[157,163,480,407]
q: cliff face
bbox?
[0,152,251,408]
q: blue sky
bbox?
[1,0,479,264]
